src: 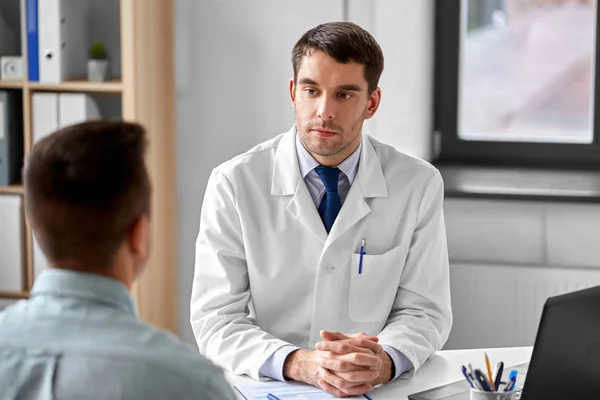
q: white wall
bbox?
[175,0,435,343]
[444,199,600,349]
[348,0,434,159]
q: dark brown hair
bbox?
[24,120,151,269]
[292,22,384,94]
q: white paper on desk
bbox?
[234,381,367,399]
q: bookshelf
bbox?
[0,0,177,333]
[29,79,124,93]
[0,291,29,299]
[0,81,24,89]
[0,185,24,195]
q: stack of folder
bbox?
[26,0,90,83]
[0,90,23,187]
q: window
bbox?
[434,0,600,167]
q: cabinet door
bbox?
[0,195,23,292]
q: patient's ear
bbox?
[127,216,151,265]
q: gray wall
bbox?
[175,0,434,343]
[88,0,121,79]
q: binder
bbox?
[38,0,89,83]
[0,90,24,186]
[0,5,18,57]
[58,93,100,128]
[25,0,39,81]
[0,195,24,292]
[32,92,58,144]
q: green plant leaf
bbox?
[89,41,107,60]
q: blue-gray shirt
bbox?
[0,269,236,400]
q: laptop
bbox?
[409,285,600,400]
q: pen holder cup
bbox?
[470,388,516,400]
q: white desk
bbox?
[225,346,533,399]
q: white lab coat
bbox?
[190,127,452,381]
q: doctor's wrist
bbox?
[374,351,394,385]
[283,349,305,381]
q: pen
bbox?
[504,370,518,392]
[470,373,482,390]
[467,364,481,389]
[467,364,480,389]
[474,369,492,392]
[358,239,365,274]
[363,395,373,400]
[461,365,474,388]
[484,352,496,391]
[267,394,280,400]
[493,361,504,390]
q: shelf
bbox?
[0,80,25,89]
[0,185,24,195]
[28,78,123,93]
[0,1,176,331]
[0,291,29,299]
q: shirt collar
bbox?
[295,128,362,184]
[31,268,137,317]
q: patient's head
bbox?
[24,120,152,286]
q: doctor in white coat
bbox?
[191,22,452,398]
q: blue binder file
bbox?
[0,90,24,186]
[26,0,39,81]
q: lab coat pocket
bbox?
[348,245,407,323]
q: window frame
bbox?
[433,0,600,169]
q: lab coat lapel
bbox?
[326,135,388,246]
[272,127,327,245]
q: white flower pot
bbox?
[87,59,108,82]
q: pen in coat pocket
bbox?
[358,239,365,274]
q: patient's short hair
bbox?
[24,120,151,268]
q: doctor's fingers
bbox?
[320,330,379,343]
[318,379,372,398]
[318,368,374,394]
[345,332,379,342]
[329,368,379,385]
[317,356,381,373]
[316,338,382,355]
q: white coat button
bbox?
[323,263,335,274]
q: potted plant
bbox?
[87,41,108,82]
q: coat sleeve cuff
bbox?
[382,345,413,381]
[258,345,300,381]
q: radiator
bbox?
[444,262,600,350]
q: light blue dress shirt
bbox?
[0,269,236,400]
[258,132,413,382]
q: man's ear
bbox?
[127,216,150,258]
[365,87,382,120]
[289,78,296,105]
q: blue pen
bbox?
[359,239,365,274]
[461,365,474,388]
[504,370,518,391]
[363,395,373,400]
[266,394,280,400]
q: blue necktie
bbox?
[315,166,341,233]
